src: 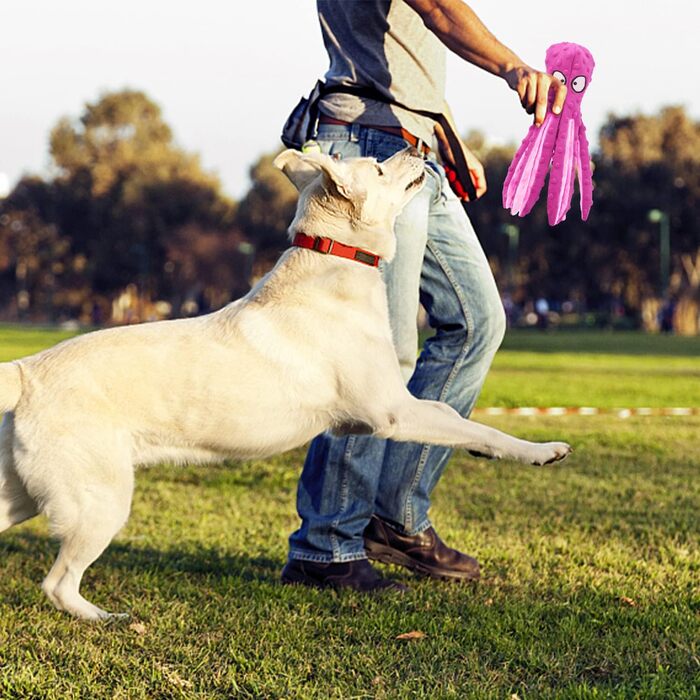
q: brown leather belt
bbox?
[319,114,431,155]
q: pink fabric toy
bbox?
[503,43,595,226]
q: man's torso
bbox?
[317,0,446,144]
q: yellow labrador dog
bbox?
[0,147,570,619]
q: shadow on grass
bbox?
[3,528,698,693]
[1,530,283,584]
[498,329,700,357]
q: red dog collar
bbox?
[292,232,381,267]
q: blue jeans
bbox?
[289,123,506,562]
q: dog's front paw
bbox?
[530,442,572,466]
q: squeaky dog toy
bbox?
[503,42,595,226]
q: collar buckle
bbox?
[312,237,334,255]
[292,231,380,268]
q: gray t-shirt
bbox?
[317,0,446,144]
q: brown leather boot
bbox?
[281,557,407,593]
[363,515,480,582]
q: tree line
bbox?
[1,90,698,332]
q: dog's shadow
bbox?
[2,530,283,586]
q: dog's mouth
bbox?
[405,171,426,191]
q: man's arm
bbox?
[404,0,567,125]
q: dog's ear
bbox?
[274,149,354,198]
[273,150,322,192]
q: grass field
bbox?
[0,325,698,699]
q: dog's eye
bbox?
[375,165,384,177]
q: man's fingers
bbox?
[471,167,487,198]
[534,73,551,126]
[524,76,537,113]
[469,155,487,199]
[443,161,486,201]
[551,80,567,115]
[516,78,528,107]
[514,67,571,124]
[516,74,535,112]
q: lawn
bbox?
[0,325,698,699]
[479,330,700,409]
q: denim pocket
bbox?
[424,160,445,205]
[324,140,363,159]
[365,131,414,163]
[315,125,363,159]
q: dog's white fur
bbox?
[0,147,570,619]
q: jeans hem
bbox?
[289,549,368,564]
[407,517,432,537]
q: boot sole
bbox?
[365,540,480,582]
[281,567,407,593]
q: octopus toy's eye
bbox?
[571,75,587,93]
[552,70,566,85]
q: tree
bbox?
[595,106,700,300]
[233,151,298,274]
[0,89,243,320]
[0,202,87,321]
[48,89,237,295]
[4,99,698,330]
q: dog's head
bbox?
[274,147,426,261]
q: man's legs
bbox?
[287,126,505,574]
[373,179,506,534]
[288,125,433,564]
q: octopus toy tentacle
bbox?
[547,114,578,225]
[576,123,594,220]
[503,114,558,217]
[502,127,538,210]
[502,131,534,209]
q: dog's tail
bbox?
[0,363,22,414]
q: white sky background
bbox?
[1,0,696,199]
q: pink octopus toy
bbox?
[503,42,595,226]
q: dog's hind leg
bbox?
[0,416,38,533]
[0,469,38,532]
[35,445,135,620]
[42,478,134,619]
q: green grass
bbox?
[0,325,698,698]
[0,324,79,362]
[479,330,700,409]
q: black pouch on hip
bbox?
[281,80,325,150]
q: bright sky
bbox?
[1,1,696,200]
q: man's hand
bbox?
[504,64,568,126]
[404,0,569,126]
[434,120,486,201]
